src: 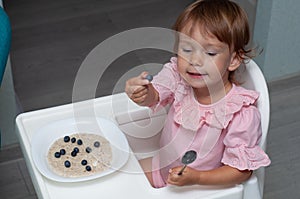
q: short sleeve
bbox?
[221,106,271,170]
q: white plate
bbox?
[31,117,130,182]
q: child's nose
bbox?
[190,52,203,67]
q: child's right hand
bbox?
[125,72,155,106]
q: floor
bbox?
[1,0,300,198]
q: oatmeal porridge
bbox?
[47,133,112,178]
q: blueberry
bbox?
[77,139,83,145]
[54,152,61,158]
[73,147,79,153]
[94,141,100,148]
[86,147,92,153]
[63,136,70,142]
[71,137,76,143]
[64,160,71,168]
[71,151,77,157]
[60,149,66,155]
[81,159,87,166]
[85,165,92,171]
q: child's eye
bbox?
[207,52,217,56]
[182,48,192,53]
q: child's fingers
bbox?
[131,86,149,104]
[125,82,148,104]
[130,86,147,100]
[139,71,149,79]
[128,72,149,84]
[125,72,151,95]
[125,83,146,97]
[136,71,153,84]
[167,172,181,186]
[132,94,147,104]
[126,73,150,87]
[132,86,148,96]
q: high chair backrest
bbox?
[237,59,270,151]
[236,59,270,199]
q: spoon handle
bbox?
[177,165,187,175]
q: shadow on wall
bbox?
[233,0,257,46]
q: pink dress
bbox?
[149,57,271,188]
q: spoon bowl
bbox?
[145,74,153,82]
[178,150,197,175]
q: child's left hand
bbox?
[167,166,200,186]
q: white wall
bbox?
[253,0,300,81]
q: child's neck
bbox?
[193,82,233,105]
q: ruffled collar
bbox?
[173,84,259,131]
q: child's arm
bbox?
[167,165,252,186]
[125,72,159,107]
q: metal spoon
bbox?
[145,74,153,82]
[177,150,197,175]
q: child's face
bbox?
[177,27,240,91]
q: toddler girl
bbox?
[125,0,270,188]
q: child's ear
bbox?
[228,52,242,71]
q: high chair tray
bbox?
[16,93,244,199]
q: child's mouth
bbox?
[187,71,205,79]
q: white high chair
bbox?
[236,59,270,199]
[115,59,270,199]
